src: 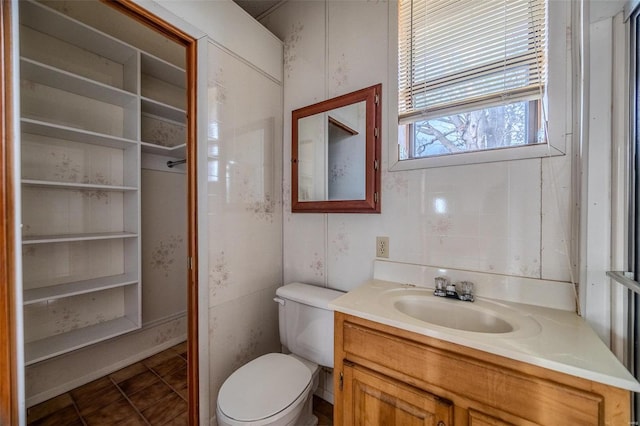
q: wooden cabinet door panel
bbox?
[468,409,538,426]
[343,363,453,426]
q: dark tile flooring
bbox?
[313,395,334,426]
[27,342,188,425]
[27,343,334,425]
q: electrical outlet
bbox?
[376,236,389,258]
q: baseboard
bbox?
[26,313,187,407]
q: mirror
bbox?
[292,84,381,213]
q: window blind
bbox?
[398,0,547,122]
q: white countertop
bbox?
[329,279,640,392]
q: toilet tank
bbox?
[275,283,344,368]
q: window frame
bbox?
[388,0,572,171]
[402,99,541,160]
[628,4,640,420]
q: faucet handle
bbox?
[456,281,475,301]
[434,276,448,296]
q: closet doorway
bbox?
[2,0,199,423]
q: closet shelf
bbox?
[20,0,137,66]
[21,57,137,107]
[141,97,186,124]
[141,52,186,88]
[24,316,139,365]
[22,180,137,191]
[140,141,186,158]
[23,274,139,305]
[21,118,138,150]
[23,232,138,245]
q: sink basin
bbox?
[379,287,541,336]
[394,296,513,333]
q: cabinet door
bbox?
[468,409,538,426]
[343,363,453,426]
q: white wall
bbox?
[204,40,283,423]
[590,0,626,23]
[134,0,283,82]
[141,168,188,324]
[262,1,575,292]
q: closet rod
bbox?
[167,159,187,168]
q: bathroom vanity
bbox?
[330,280,640,425]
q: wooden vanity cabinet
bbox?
[343,361,452,426]
[334,312,631,426]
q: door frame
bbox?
[0,0,18,424]
[0,1,201,423]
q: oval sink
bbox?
[394,297,513,333]
[379,288,541,337]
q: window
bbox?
[395,0,553,165]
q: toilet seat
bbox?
[218,353,312,423]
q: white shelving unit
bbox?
[140,53,187,158]
[22,232,139,245]
[19,0,186,365]
[23,273,139,305]
[25,315,140,365]
[22,179,138,191]
[21,57,138,107]
[21,118,138,150]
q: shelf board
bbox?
[21,58,137,107]
[21,118,138,150]
[24,316,139,365]
[20,0,137,65]
[141,97,186,124]
[22,179,137,191]
[141,52,186,88]
[23,232,138,245]
[140,142,186,158]
[24,274,138,305]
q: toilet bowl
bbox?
[216,353,319,426]
[216,283,344,426]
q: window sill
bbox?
[389,138,566,171]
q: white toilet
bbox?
[216,283,344,426]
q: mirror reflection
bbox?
[298,101,366,201]
[291,84,381,214]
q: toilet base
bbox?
[294,387,318,426]
[297,414,318,426]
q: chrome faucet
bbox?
[433,276,475,302]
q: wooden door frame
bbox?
[104,2,200,423]
[0,1,201,423]
[0,0,18,424]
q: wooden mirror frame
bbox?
[291,84,381,213]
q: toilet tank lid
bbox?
[218,353,311,422]
[276,283,344,309]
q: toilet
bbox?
[216,283,344,426]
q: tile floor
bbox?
[313,395,334,426]
[27,342,188,425]
[26,342,334,425]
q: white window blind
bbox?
[398,0,547,123]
